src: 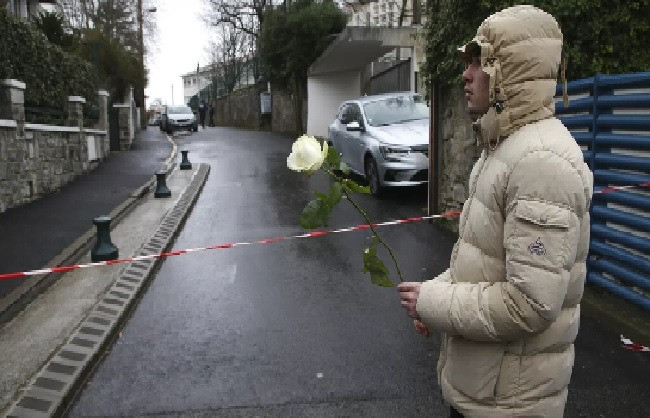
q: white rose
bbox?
[287,135,328,173]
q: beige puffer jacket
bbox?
[416,6,593,417]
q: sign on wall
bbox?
[260,92,271,114]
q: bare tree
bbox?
[208,23,256,95]
[203,0,273,38]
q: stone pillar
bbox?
[113,104,132,151]
[1,79,26,137]
[67,96,85,129]
[97,90,109,131]
[68,96,87,173]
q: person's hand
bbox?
[397,282,422,320]
[414,320,431,338]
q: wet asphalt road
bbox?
[67,127,648,417]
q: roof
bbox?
[308,26,418,76]
[180,64,214,78]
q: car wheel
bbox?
[365,157,383,197]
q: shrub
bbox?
[422,0,650,89]
[0,7,97,110]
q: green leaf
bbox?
[326,146,341,168]
[315,191,330,205]
[300,198,330,229]
[362,247,393,287]
[339,162,351,175]
[342,179,371,194]
[328,182,343,207]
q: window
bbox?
[341,103,362,125]
[363,95,429,127]
[338,105,350,123]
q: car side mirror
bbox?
[346,121,363,132]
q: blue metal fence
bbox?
[555,72,650,312]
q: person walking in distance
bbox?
[198,100,207,129]
[397,5,593,417]
[209,103,215,127]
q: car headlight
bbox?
[379,145,411,161]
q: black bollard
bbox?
[154,171,172,198]
[179,150,192,170]
[91,216,119,262]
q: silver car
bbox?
[161,105,198,134]
[328,92,430,196]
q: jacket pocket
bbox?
[443,336,506,402]
[507,199,572,271]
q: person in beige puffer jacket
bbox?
[398,5,593,417]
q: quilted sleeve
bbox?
[416,150,584,341]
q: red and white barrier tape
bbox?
[1,181,647,282]
[621,335,650,352]
[598,182,650,194]
[0,211,462,281]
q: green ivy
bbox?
[422,0,650,89]
[0,8,97,109]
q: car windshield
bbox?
[168,106,192,114]
[362,95,429,127]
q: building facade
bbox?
[345,0,421,28]
[181,60,258,106]
[181,66,213,106]
[4,0,61,19]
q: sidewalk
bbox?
[0,158,209,416]
[0,129,174,320]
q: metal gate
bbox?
[556,72,650,311]
[368,58,411,95]
[109,106,120,151]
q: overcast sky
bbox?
[146,0,210,106]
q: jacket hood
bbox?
[460,5,563,148]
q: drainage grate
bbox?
[6,164,210,417]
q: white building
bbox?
[343,0,423,65]
[345,0,421,28]
[181,65,214,106]
[4,0,62,19]
[181,60,258,106]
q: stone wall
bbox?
[271,90,307,134]
[213,84,307,135]
[437,85,480,229]
[0,80,109,213]
[215,85,264,130]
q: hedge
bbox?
[422,0,650,88]
[0,7,97,110]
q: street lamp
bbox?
[138,1,157,130]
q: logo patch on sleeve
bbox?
[528,237,547,256]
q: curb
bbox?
[581,284,650,346]
[6,163,210,417]
[0,133,178,327]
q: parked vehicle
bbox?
[160,105,198,134]
[149,113,161,126]
[328,92,430,196]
